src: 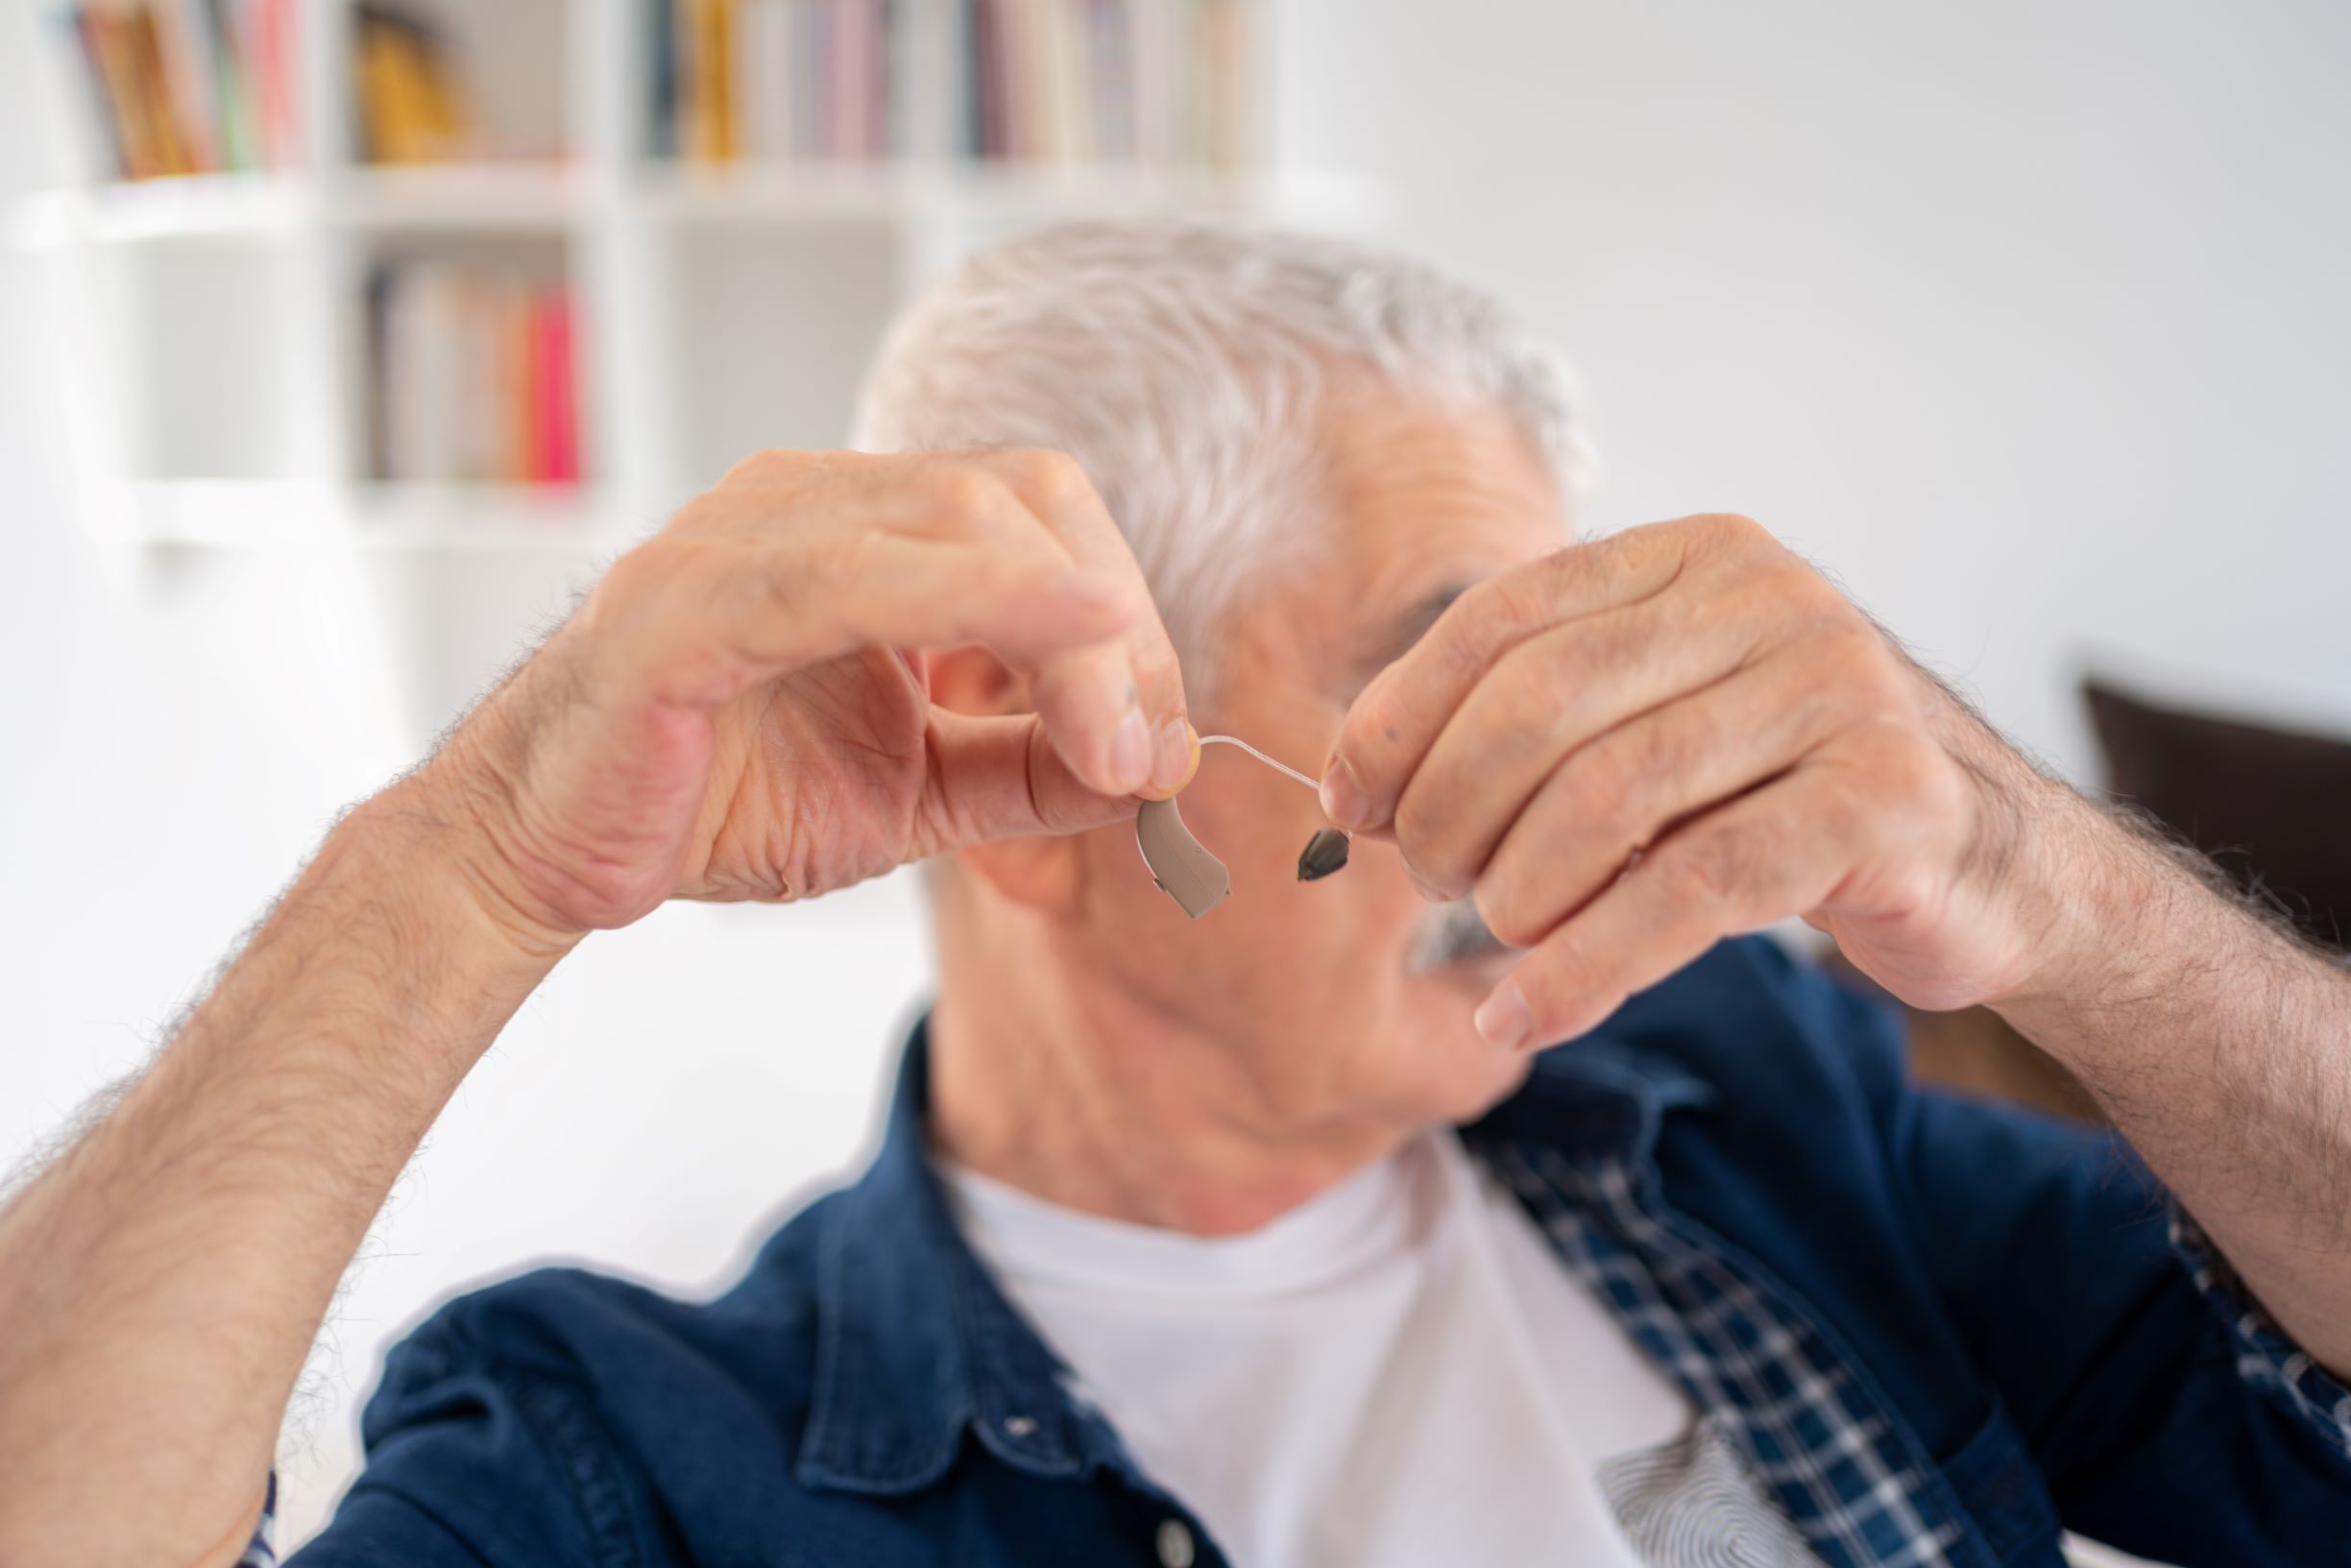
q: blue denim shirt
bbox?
[286,938,2351,1567]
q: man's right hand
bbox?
[0,446,1193,1568]
[416,448,1195,945]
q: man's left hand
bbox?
[1321,513,2097,1049]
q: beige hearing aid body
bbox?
[1135,797,1233,918]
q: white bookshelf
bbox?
[14,0,1386,554]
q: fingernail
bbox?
[1473,980,1532,1050]
[1151,718,1194,793]
[1110,709,1153,794]
[1320,756,1372,830]
[1406,868,1448,903]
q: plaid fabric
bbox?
[1484,1140,1970,1568]
[2170,1205,2351,1462]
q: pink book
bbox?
[534,290,581,485]
[252,0,297,168]
[832,0,865,160]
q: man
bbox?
[2,220,2346,1568]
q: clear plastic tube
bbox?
[1196,733,1321,793]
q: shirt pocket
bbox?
[1938,1400,2066,1566]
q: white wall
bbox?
[1276,0,2351,768]
[3,0,2346,1552]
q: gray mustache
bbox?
[1404,897,1511,975]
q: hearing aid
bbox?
[1133,736,1350,918]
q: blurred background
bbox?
[1,0,2345,1551]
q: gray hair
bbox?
[852,217,1597,696]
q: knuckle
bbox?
[1797,574,1864,632]
[923,465,1008,520]
[1605,517,1685,574]
[1517,939,1595,1019]
[1661,832,1750,909]
[715,446,819,489]
[1476,883,1549,952]
[1698,511,1769,550]
[999,446,1091,502]
[1392,789,1445,875]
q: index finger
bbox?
[972,448,1195,799]
[1320,521,1694,832]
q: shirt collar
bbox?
[794,1011,1711,1496]
[1466,1032,1717,1164]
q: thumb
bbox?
[913,709,1135,855]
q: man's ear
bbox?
[928,644,1089,918]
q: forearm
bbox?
[1997,798,2351,1374]
[0,783,572,1565]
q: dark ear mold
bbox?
[1296,828,1351,881]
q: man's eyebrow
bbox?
[1350,586,1469,683]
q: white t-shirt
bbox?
[941,1129,1818,1568]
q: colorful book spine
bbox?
[533,293,580,485]
[63,9,133,181]
[683,0,739,163]
[352,3,469,165]
[53,1,303,182]
[250,0,297,165]
[950,0,1248,167]
[649,0,679,157]
[371,261,585,487]
[659,0,908,163]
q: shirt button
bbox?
[1002,1415,1037,1438]
[1155,1517,1196,1568]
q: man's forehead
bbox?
[1318,387,1564,591]
[1224,383,1565,697]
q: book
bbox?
[649,0,680,157]
[946,0,1245,166]
[659,0,909,163]
[249,0,1277,173]
[370,259,584,486]
[125,8,198,176]
[533,293,579,484]
[353,3,469,165]
[250,0,297,165]
[684,0,739,163]
[54,1,303,181]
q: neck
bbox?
[928,898,1409,1237]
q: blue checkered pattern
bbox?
[1483,1140,1967,1568]
[2170,1207,2351,1463]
